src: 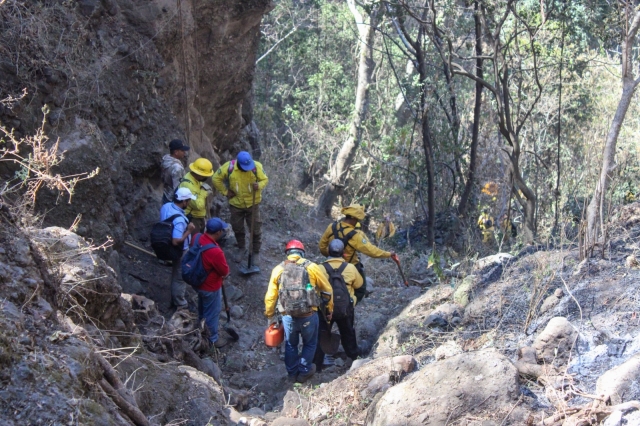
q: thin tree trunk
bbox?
[586,8,640,247]
[416,28,435,245]
[458,0,483,217]
[553,17,565,235]
[315,1,382,216]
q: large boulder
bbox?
[368,349,523,426]
[31,227,136,344]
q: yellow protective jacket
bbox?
[264,254,333,317]
[477,213,495,232]
[321,258,363,306]
[212,160,269,209]
[178,172,208,219]
[319,220,391,265]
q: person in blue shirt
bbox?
[160,187,196,310]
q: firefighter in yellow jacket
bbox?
[477,208,495,244]
[212,151,269,265]
[178,158,214,233]
[264,240,333,382]
[318,204,395,302]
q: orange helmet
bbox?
[285,240,305,253]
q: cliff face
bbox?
[0,0,272,245]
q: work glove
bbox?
[267,316,278,327]
[201,183,212,193]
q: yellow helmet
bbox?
[341,204,366,221]
[189,158,214,177]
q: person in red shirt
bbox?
[192,217,231,348]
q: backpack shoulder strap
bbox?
[336,262,348,274]
[331,222,340,240]
[322,262,335,275]
[193,233,202,247]
[163,213,182,223]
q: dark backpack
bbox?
[484,219,493,228]
[181,234,217,288]
[323,262,350,320]
[150,213,188,261]
[331,222,358,262]
[277,260,318,316]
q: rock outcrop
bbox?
[0,0,273,245]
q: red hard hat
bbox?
[285,240,305,252]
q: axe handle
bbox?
[221,284,231,322]
[392,257,409,287]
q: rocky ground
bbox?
[3,194,640,425]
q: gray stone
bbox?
[365,373,390,397]
[533,317,578,365]
[230,305,244,319]
[225,284,243,301]
[270,418,310,426]
[369,349,519,426]
[282,390,309,417]
[107,250,120,281]
[349,358,371,372]
[242,407,266,418]
[596,354,640,405]
[539,294,561,314]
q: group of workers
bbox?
[159,139,397,382]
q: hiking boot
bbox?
[296,364,316,383]
[214,337,229,348]
[250,253,260,267]
[286,374,298,383]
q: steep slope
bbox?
[0,0,272,245]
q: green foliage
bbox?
[254,0,640,248]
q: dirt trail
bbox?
[119,196,420,417]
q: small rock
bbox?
[230,305,244,319]
[366,373,390,396]
[270,418,310,426]
[282,390,309,417]
[225,284,244,301]
[392,355,417,373]
[539,294,560,314]
[533,317,578,365]
[553,288,564,298]
[365,277,375,296]
[334,358,344,367]
[626,255,639,269]
[350,358,371,372]
[243,407,266,418]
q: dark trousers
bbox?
[313,302,358,369]
[229,204,262,252]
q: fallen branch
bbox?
[99,378,150,426]
[96,352,137,407]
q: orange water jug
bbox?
[264,323,284,347]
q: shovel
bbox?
[221,284,240,341]
[318,301,341,355]
[238,185,260,276]
[391,254,409,287]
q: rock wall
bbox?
[0,0,273,245]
